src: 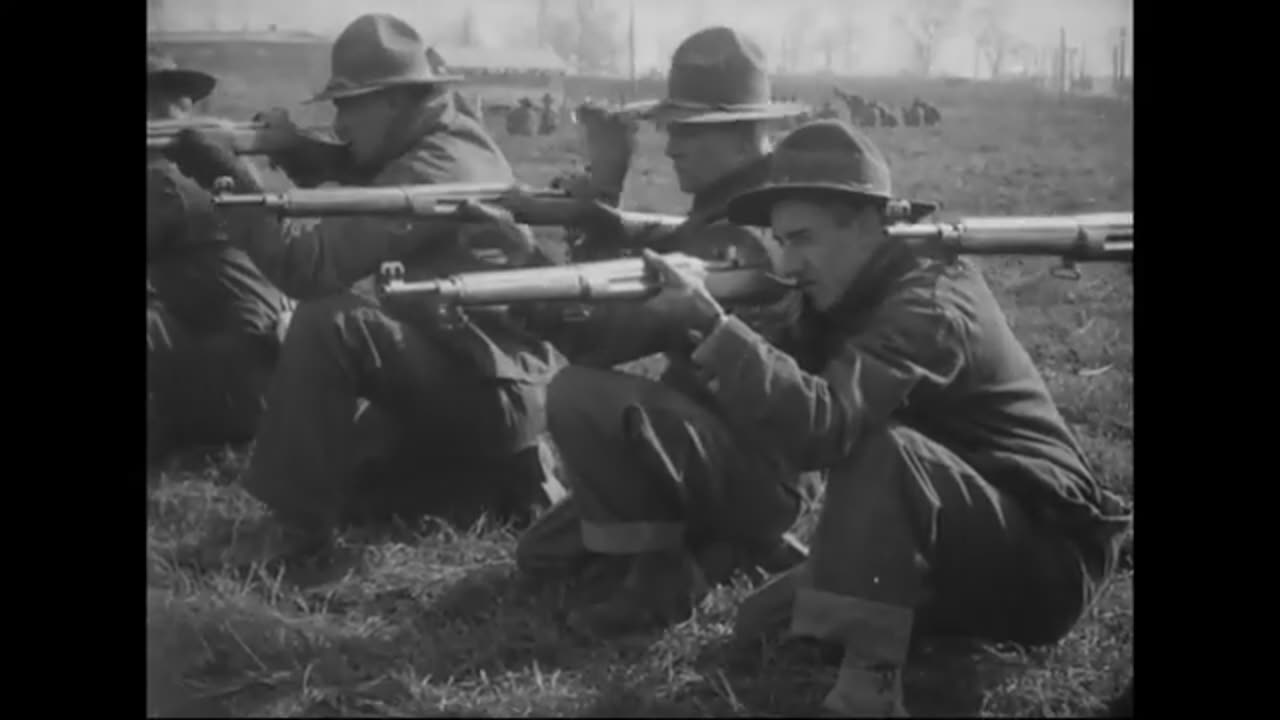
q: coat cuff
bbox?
[690,314,756,381]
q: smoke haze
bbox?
[147,0,1132,78]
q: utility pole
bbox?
[1057,27,1067,100]
[1118,27,1127,82]
[628,0,637,96]
[537,0,549,47]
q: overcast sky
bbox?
[149,0,1133,77]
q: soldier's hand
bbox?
[733,290,803,343]
[575,101,638,198]
[255,108,352,188]
[452,198,539,267]
[641,249,726,339]
[164,127,253,190]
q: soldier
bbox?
[146,50,294,462]
[512,25,813,626]
[902,101,922,127]
[506,97,538,136]
[163,14,566,558]
[571,119,1131,715]
[815,100,841,120]
[538,93,559,135]
[872,101,899,127]
[915,97,942,126]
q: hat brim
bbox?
[148,69,217,102]
[639,98,810,124]
[307,75,465,104]
[726,183,940,227]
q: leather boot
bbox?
[567,548,708,637]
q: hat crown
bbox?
[769,120,894,198]
[325,13,436,93]
[666,26,772,109]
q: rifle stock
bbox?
[146,117,343,155]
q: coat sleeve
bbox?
[147,165,215,260]
[689,282,969,471]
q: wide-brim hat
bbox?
[308,13,464,104]
[147,51,216,102]
[727,120,939,227]
[641,27,808,125]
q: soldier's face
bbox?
[333,90,404,166]
[664,123,749,194]
[770,198,885,311]
[147,90,193,121]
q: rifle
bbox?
[212,181,686,237]
[376,253,799,308]
[886,212,1132,279]
[213,182,1130,276]
[147,117,344,155]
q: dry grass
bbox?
[148,78,1133,717]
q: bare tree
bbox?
[545,0,621,74]
[537,0,551,47]
[971,0,1017,78]
[838,14,862,74]
[896,0,963,76]
[780,11,812,72]
[459,5,478,46]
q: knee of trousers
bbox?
[544,366,631,457]
[818,425,935,517]
[808,425,937,602]
[489,381,550,455]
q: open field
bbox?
[147,78,1133,717]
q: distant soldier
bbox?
[902,101,923,127]
[538,93,559,135]
[833,87,868,119]
[871,101,899,127]
[146,50,294,463]
[506,97,537,136]
[815,99,840,120]
[915,97,942,126]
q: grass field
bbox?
[147,78,1133,717]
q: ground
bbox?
[148,79,1133,717]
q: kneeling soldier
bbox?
[548,119,1132,716]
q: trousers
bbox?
[244,292,559,532]
[517,365,802,577]
[147,304,275,457]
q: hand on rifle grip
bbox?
[256,108,351,188]
[164,127,251,190]
[452,198,538,267]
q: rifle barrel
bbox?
[213,183,573,217]
[889,212,1132,261]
